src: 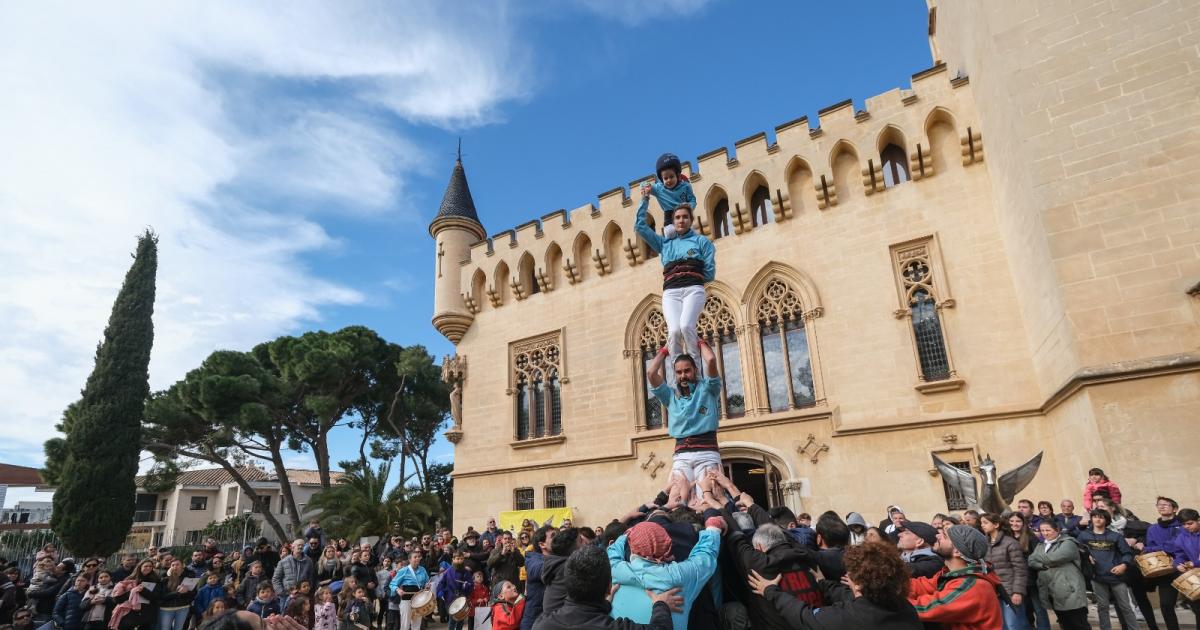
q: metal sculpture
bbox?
[932,451,1043,514]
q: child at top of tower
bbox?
[643,153,697,239]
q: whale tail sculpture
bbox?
[932,451,1043,515]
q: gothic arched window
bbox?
[881,143,910,187]
[511,332,564,440]
[696,296,746,418]
[756,279,816,412]
[712,200,731,239]
[638,310,669,429]
[892,240,953,382]
[750,185,773,227]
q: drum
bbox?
[448,597,470,621]
[410,589,437,617]
[1137,551,1176,578]
[1173,568,1200,602]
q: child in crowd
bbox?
[374,558,392,630]
[313,587,338,630]
[344,587,372,630]
[248,583,281,619]
[1173,508,1200,623]
[643,153,697,239]
[283,593,311,627]
[201,599,229,624]
[29,557,52,592]
[192,572,225,622]
[1083,467,1122,510]
[80,570,114,630]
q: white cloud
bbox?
[571,0,716,26]
[0,1,531,465]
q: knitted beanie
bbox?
[947,525,989,563]
[627,522,674,563]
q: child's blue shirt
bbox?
[650,180,697,219]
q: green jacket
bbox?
[1027,536,1087,611]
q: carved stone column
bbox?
[780,479,805,515]
[442,354,467,444]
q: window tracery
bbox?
[511,330,565,440]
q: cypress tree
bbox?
[50,230,158,556]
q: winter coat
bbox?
[1077,528,1134,585]
[28,572,65,616]
[192,583,224,616]
[247,597,282,619]
[1028,536,1088,611]
[459,542,490,575]
[438,566,472,605]
[908,566,1004,630]
[723,527,822,630]
[1172,528,1200,566]
[1146,517,1183,554]
[488,547,525,588]
[764,579,921,630]
[316,558,345,585]
[491,597,526,630]
[520,552,547,630]
[531,598,672,630]
[814,548,846,583]
[80,585,114,625]
[984,534,1029,598]
[273,555,315,595]
[540,555,569,616]
[607,528,720,630]
[903,549,945,580]
[343,598,371,629]
[237,574,264,608]
[313,601,338,630]
[1083,480,1122,510]
[157,576,196,610]
[110,578,161,630]
[53,588,88,630]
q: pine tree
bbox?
[50,231,158,556]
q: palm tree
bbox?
[307,461,442,541]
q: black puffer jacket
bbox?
[763,580,922,630]
[28,573,66,616]
[539,555,569,616]
[53,588,88,630]
[531,598,672,630]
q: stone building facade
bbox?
[430,0,1200,533]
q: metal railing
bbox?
[132,509,167,523]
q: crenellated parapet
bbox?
[456,63,986,314]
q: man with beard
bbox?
[459,531,490,576]
[247,538,280,582]
[644,340,721,507]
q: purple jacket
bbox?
[1145,517,1182,554]
[1171,529,1200,566]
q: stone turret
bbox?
[429,154,486,344]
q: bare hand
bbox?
[265,614,308,630]
[640,184,650,199]
[747,570,781,597]
[177,586,189,593]
[647,587,683,612]
[607,583,619,603]
[1111,564,1127,576]
[1011,593,1023,606]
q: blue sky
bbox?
[0,1,932,503]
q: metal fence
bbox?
[0,522,276,578]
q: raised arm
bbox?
[698,339,718,379]
[646,346,669,388]
[634,194,664,253]
[699,235,715,282]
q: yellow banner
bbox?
[497,507,573,533]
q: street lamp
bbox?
[241,509,253,548]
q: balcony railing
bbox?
[132,509,166,523]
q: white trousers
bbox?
[662,285,706,366]
[671,449,723,498]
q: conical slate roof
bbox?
[433,158,481,224]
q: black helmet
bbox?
[655,153,682,181]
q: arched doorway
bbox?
[722,458,784,508]
[719,441,800,512]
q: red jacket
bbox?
[491,597,525,630]
[1083,480,1122,510]
[909,566,1003,630]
